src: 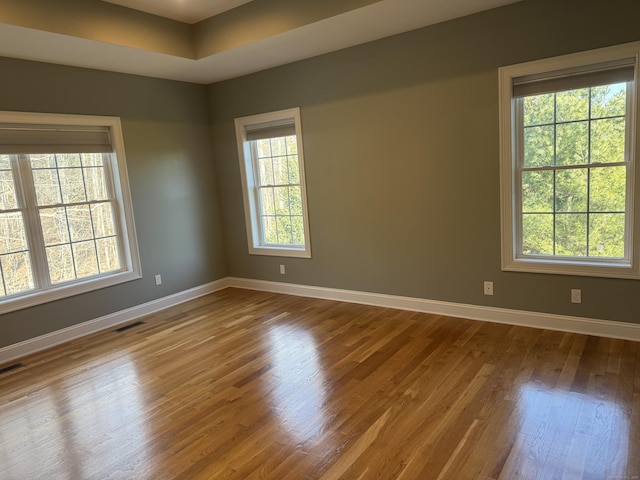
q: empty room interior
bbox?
[1,0,640,478]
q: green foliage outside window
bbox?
[255,135,306,246]
[520,83,627,258]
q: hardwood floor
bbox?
[0,287,638,479]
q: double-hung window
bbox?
[0,111,141,313]
[499,43,640,278]
[235,107,311,257]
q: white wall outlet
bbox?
[155,274,162,286]
[571,289,581,304]
[279,265,285,275]
[483,281,494,296]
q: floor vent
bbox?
[0,363,24,375]
[114,321,145,332]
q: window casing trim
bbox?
[235,107,311,258]
[0,111,142,314]
[499,42,640,279]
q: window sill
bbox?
[502,256,639,279]
[0,270,142,315]
[249,245,311,258]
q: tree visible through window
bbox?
[499,43,640,278]
[520,83,628,258]
[0,111,141,313]
[254,134,305,246]
[235,107,311,258]
[1,152,122,296]
[0,155,33,296]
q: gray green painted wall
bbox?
[2,0,640,350]
[208,0,640,324]
[0,58,227,348]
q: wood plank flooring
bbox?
[0,287,638,479]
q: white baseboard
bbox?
[227,277,640,342]
[2,275,638,365]
[0,278,231,365]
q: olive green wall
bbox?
[3,0,640,350]
[208,0,640,324]
[0,58,227,348]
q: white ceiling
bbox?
[1,0,523,84]
[102,0,254,24]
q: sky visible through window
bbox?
[255,135,305,247]
[0,153,121,297]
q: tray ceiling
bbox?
[0,0,523,84]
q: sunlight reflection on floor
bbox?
[267,323,327,445]
[502,384,630,479]
[0,355,150,479]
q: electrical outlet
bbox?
[483,281,494,296]
[155,274,162,286]
[571,289,581,304]
[279,265,285,275]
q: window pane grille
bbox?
[0,112,140,314]
[0,155,34,296]
[30,153,122,283]
[519,82,628,259]
[255,135,305,247]
[235,107,310,258]
[0,151,123,297]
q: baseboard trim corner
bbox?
[227,277,640,342]
[3,275,638,365]
[0,277,231,365]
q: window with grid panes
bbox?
[235,108,311,257]
[0,112,141,313]
[499,43,640,278]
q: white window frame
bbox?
[499,42,640,279]
[235,107,311,258]
[0,111,141,314]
